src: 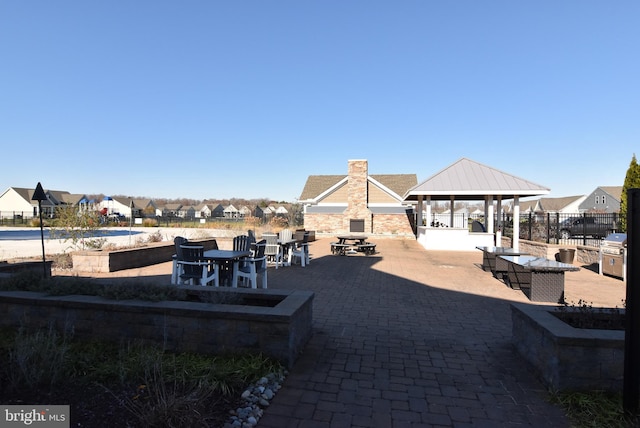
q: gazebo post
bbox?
[512,195,520,250]
[486,195,494,234]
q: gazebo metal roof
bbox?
[403,158,550,201]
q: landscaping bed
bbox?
[0,283,313,369]
[511,303,624,392]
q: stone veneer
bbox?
[343,159,372,233]
[0,287,314,369]
[511,303,623,392]
[303,160,415,237]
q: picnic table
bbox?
[497,255,579,302]
[331,235,376,256]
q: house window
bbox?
[602,195,606,205]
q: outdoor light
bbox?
[31,182,48,277]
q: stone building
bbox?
[299,159,417,236]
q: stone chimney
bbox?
[343,159,372,233]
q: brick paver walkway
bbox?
[255,237,625,428]
[74,236,627,427]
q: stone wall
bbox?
[500,236,600,266]
[0,287,314,369]
[371,214,414,237]
[72,238,219,273]
[511,303,624,392]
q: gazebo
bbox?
[403,158,550,251]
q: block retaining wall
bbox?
[511,303,624,392]
[72,238,219,273]
[0,287,314,369]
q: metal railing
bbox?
[499,212,620,247]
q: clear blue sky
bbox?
[1,1,637,202]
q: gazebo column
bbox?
[417,196,423,228]
[426,196,432,227]
[486,196,494,234]
[512,196,520,250]
[496,196,503,231]
[449,196,454,228]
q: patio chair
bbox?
[279,228,293,242]
[233,235,251,251]
[236,240,267,289]
[291,232,310,267]
[178,244,219,287]
[171,236,188,284]
[263,233,283,269]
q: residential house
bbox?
[579,186,623,213]
[196,203,212,218]
[182,205,197,219]
[132,199,159,217]
[254,205,273,221]
[0,186,67,218]
[211,204,225,218]
[238,206,252,218]
[224,205,239,219]
[162,203,183,218]
[101,197,136,217]
[299,159,417,236]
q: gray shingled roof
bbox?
[299,174,417,201]
[599,186,623,200]
[403,158,550,201]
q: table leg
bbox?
[231,261,239,288]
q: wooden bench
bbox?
[356,243,376,255]
[330,243,351,256]
[497,255,579,303]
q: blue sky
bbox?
[1,1,637,202]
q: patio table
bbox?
[476,246,529,277]
[278,238,299,266]
[204,249,251,287]
[498,255,579,302]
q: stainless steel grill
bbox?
[599,233,627,281]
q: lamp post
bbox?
[129,200,134,246]
[31,182,48,278]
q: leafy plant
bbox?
[3,326,70,393]
[0,327,285,427]
[50,205,107,251]
[554,299,625,330]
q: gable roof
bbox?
[403,158,550,201]
[538,195,585,212]
[299,174,417,202]
[597,186,623,200]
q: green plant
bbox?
[555,299,625,330]
[50,205,107,251]
[142,218,159,227]
[550,390,639,428]
[0,272,187,302]
[0,327,285,427]
[4,326,70,393]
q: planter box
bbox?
[511,303,624,392]
[0,260,52,277]
[72,238,219,273]
[0,287,314,369]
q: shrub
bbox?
[142,218,158,228]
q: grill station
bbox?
[599,233,627,281]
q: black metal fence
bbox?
[499,212,620,247]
